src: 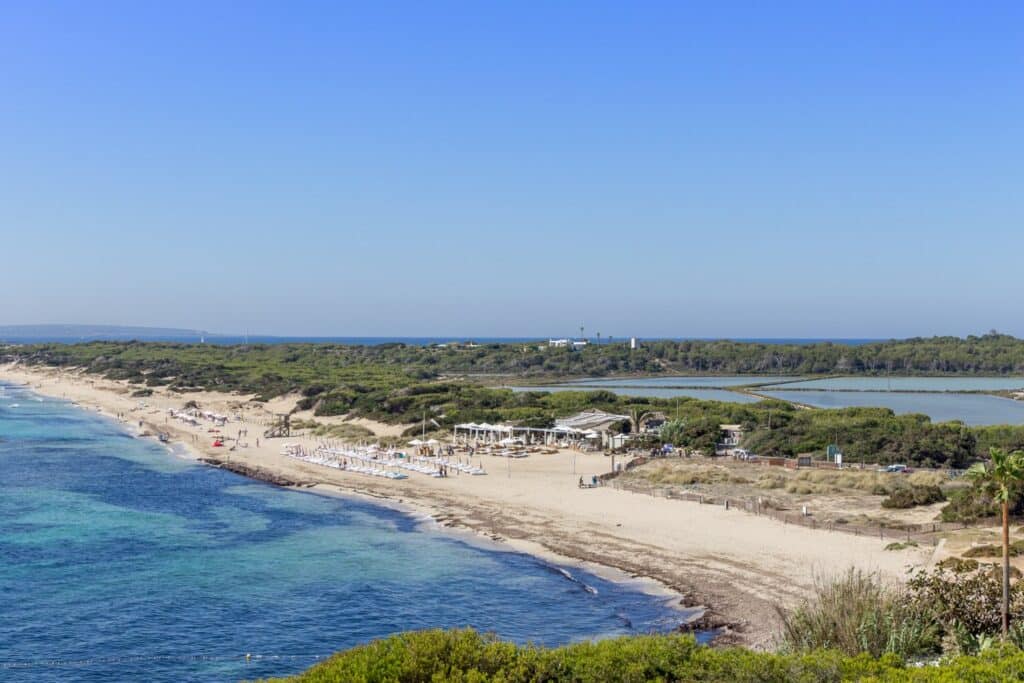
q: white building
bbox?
[548,338,588,349]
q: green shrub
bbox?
[881,485,945,509]
[885,541,919,551]
[777,569,939,659]
[935,557,979,572]
[907,563,1024,637]
[264,628,1024,682]
[962,544,1005,559]
[940,488,999,523]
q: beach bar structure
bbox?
[453,410,630,448]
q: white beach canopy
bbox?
[407,439,425,446]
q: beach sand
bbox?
[1,363,931,648]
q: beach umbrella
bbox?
[408,439,424,446]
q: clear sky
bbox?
[2,2,1022,338]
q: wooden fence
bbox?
[604,479,976,546]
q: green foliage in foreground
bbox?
[779,564,1024,659]
[268,565,1024,681]
[265,628,1024,682]
[779,569,940,659]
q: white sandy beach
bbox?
[1,363,932,648]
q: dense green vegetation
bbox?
[739,408,978,468]
[266,627,1024,682]
[7,337,1024,465]
[11,332,1024,390]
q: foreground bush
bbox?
[778,569,939,659]
[265,629,1024,682]
[907,563,1024,642]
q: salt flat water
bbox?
[761,376,1024,391]
[759,390,1024,426]
[511,385,762,403]
[564,376,801,388]
[0,384,690,682]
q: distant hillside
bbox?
[0,324,211,341]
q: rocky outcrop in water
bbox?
[198,458,313,488]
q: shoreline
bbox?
[0,364,931,649]
[1,371,702,632]
[201,453,693,617]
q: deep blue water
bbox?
[0,384,693,682]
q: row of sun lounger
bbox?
[280,444,488,479]
[281,444,409,480]
[427,456,487,475]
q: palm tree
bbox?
[628,407,653,435]
[965,447,1024,637]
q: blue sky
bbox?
[2,2,1022,338]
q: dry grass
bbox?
[637,462,751,487]
[620,458,960,527]
[290,419,376,440]
[789,468,948,493]
[630,461,948,497]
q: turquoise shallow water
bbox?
[0,384,693,682]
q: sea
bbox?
[0,383,696,682]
